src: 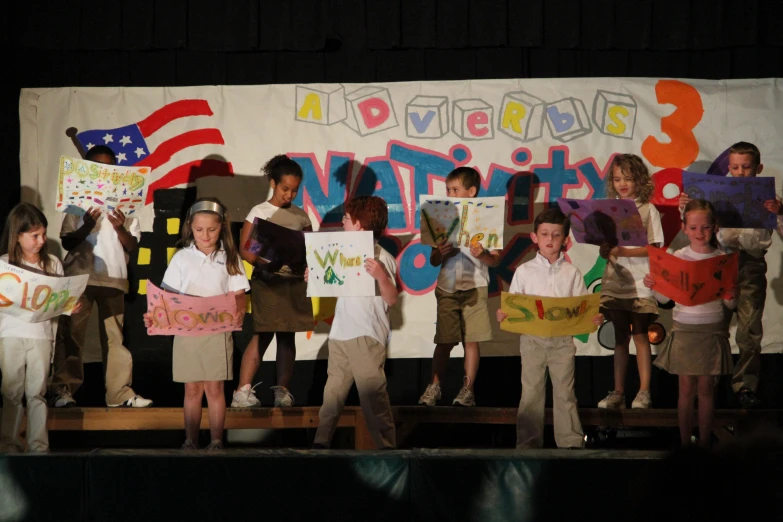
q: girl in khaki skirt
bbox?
[232,155,313,408]
[644,200,736,448]
[144,198,249,450]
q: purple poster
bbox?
[682,172,777,229]
[244,218,306,271]
[557,198,647,247]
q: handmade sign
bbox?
[499,292,600,337]
[647,246,738,306]
[0,260,88,323]
[419,196,505,249]
[557,198,646,246]
[245,218,306,271]
[682,172,777,229]
[56,155,150,215]
[305,231,375,297]
[145,282,239,337]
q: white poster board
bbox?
[0,260,89,323]
[305,231,375,297]
[420,196,505,249]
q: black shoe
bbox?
[737,388,761,409]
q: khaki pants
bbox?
[729,253,766,393]
[315,336,396,449]
[517,336,584,449]
[0,338,52,452]
[50,286,135,405]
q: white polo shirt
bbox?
[0,254,64,340]
[245,201,311,231]
[162,244,249,297]
[436,247,493,293]
[61,214,141,292]
[508,251,587,298]
[329,244,398,345]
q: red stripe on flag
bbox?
[146,159,234,204]
[136,129,224,171]
[136,100,214,137]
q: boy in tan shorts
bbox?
[418,167,501,407]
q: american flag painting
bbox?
[75,99,233,204]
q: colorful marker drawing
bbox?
[682,171,777,229]
[557,197,646,246]
[499,291,601,337]
[419,196,505,249]
[647,246,738,306]
[56,155,150,216]
[0,260,89,323]
[305,231,375,297]
[145,282,239,337]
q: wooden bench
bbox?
[4,406,780,450]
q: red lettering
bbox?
[357,97,390,129]
[467,112,489,137]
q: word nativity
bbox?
[305,231,375,297]
[420,196,505,250]
[57,155,150,215]
[499,292,601,338]
[0,261,89,323]
[146,282,239,337]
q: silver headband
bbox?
[188,201,224,218]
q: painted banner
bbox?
[146,282,239,337]
[499,292,601,338]
[245,218,306,269]
[557,198,646,246]
[419,196,505,249]
[647,246,739,306]
[682,171,777,229]
[56,155,151,216]
[19,78,783,358]
[305,231,375,297]
[0,260,88,323]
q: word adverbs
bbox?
[557,197,646,247]
[500,291,601,338]
[305,230,375,297]
[682,172,778,229]
[56,155,150,216]
[419,196,506,250]
[647,247,739,306]
[0,260,89,323]
[146,282,240,337]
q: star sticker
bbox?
[123,188,127,195]
[78,180,86,185]
[102,133,114,144]
[66,177,73,183]
[120,135,132,146]
[86,143,95,150]
[134,147,146,158]
[117,152,127,163]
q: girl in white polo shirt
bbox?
[145,198,249,450]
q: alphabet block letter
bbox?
[406,96,449,139]
[343,86,399,136]
[452,99,494,140]
[545,98,593,143]
[295,84,347,125]
[592,90,637,139]
[498,91,545,142]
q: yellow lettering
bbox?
[487,233,499,249]
[470,233,484,248]
[501,101,527,133]
[0,272,21,307]
[298,93,323,121]
[457,206,471,246]
[607,105,629,135]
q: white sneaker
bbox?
[181,439,198,451]
[108,395,153,408]
[452,377,476,407]
[631,390,652,409]
[418,383,442,406]
[597,391,626,409]
[53,389,76,408]
[271,386,294,407]
[205,440,224,451]
[231,383,262,408]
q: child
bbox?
[597,154,663,410]
[232,154,313,408]
[496,208,599,449]
[418,167,501,407]
[311,196,397,449]
[645,200,736,447]
[51,145,152,408]
[679,142,782,408]
[144,198,248,450]
[0,204,78,453]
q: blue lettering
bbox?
[398,240,439,294]
[546,105,575,133]
[292,154,351,226]
[352,159,407,230]
[409,110,436,134]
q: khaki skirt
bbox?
[600,294,659,316]
[251,276,313,332]
[172,332,233,383]
[654,320,733,376]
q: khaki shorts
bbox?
[434,286,493,344]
